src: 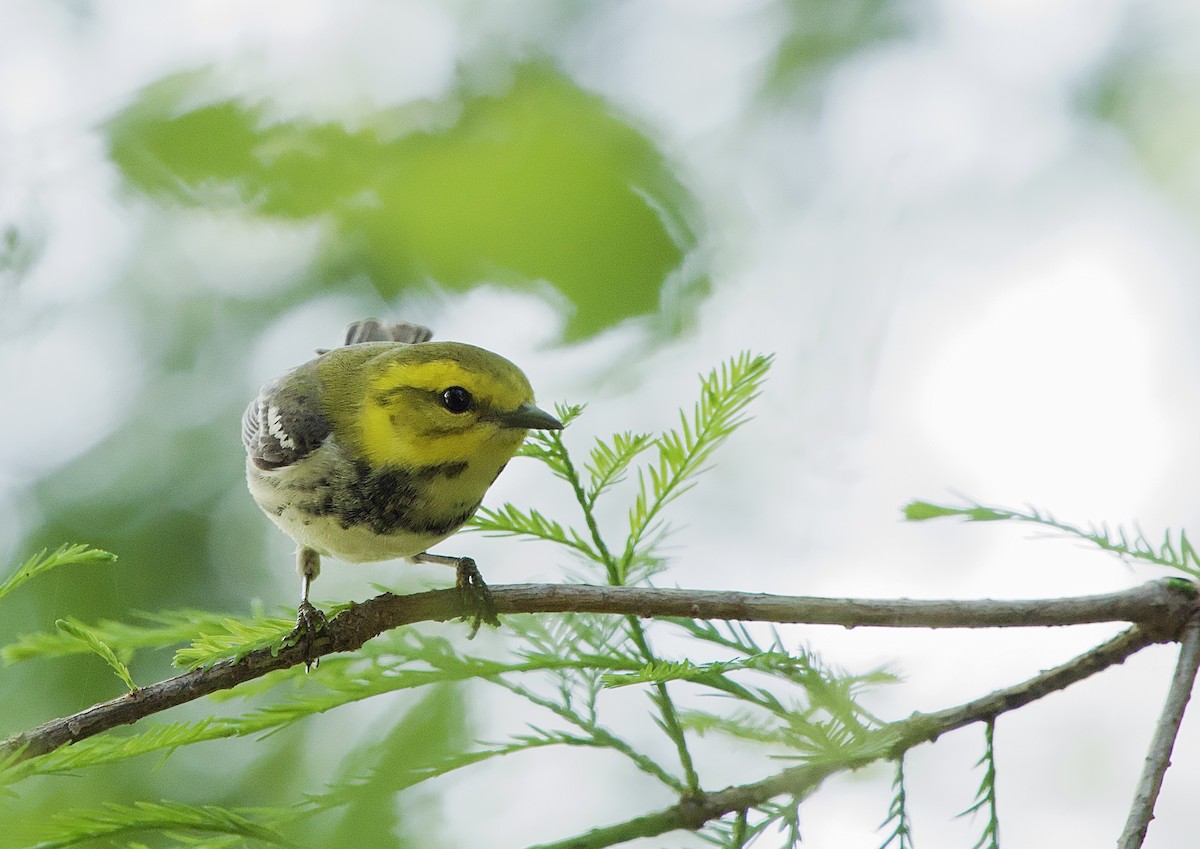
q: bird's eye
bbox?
[441,386,473,414]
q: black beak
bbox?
[497,402,563,430]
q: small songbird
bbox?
[242,318,562,652]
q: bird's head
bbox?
[321,341,562,471]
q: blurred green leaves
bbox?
[1082,19,1200,217]
[108,62,704,340]
[763,0,911,97]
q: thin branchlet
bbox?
[905,499,1200,577]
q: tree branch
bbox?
[1118,612,1200,849]
[2,579,1194,764]
[533,624,1163,849]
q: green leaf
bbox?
[603,659,708,688]
[957,720,1001,849]
[621,352,773,579]
[33,800,287,849]
[0,720,228,787]
[901,500,1009,522]
[585,431,655,505]
[107,63,705,340]
[764,0,912,99]
[908,498,1200,576]
[877,756,916,849]
[3,608,248,666]
[54,619,137,692]
[0,544,115,602]
[173,615,297,670]
[470,503,597,559]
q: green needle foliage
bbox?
[878,756,915,849]
[0,544,115,603]
[905,498,1200,577]
[2,609,262,665]
[1,353,902,848]
[32,800,289,849]
[959,720,1001,849]
[53,619,138,692]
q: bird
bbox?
[242,318,562,660]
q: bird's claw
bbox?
[454,557,500,639]
[286,599,328,670]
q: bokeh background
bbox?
[4,1,1200,846]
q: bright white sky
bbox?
[4,1,1200,847]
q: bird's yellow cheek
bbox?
[358,404,513,469]
[358,403,416,467]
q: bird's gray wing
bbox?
[242,366,331,471]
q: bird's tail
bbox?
[343,318,434,346]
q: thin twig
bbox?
[1,580,1193,763]
[1118,613,1200,849]
[533,625,1161,849]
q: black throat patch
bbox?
[300,460,476,538]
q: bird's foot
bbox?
[285,599,328,671]
[454,557,500,639]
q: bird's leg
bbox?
[413,552,500,638]
[289,546,327,669]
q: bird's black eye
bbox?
[441,386,473,414]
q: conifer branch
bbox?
[2,579,1194,765]
[533,624,1162,849]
